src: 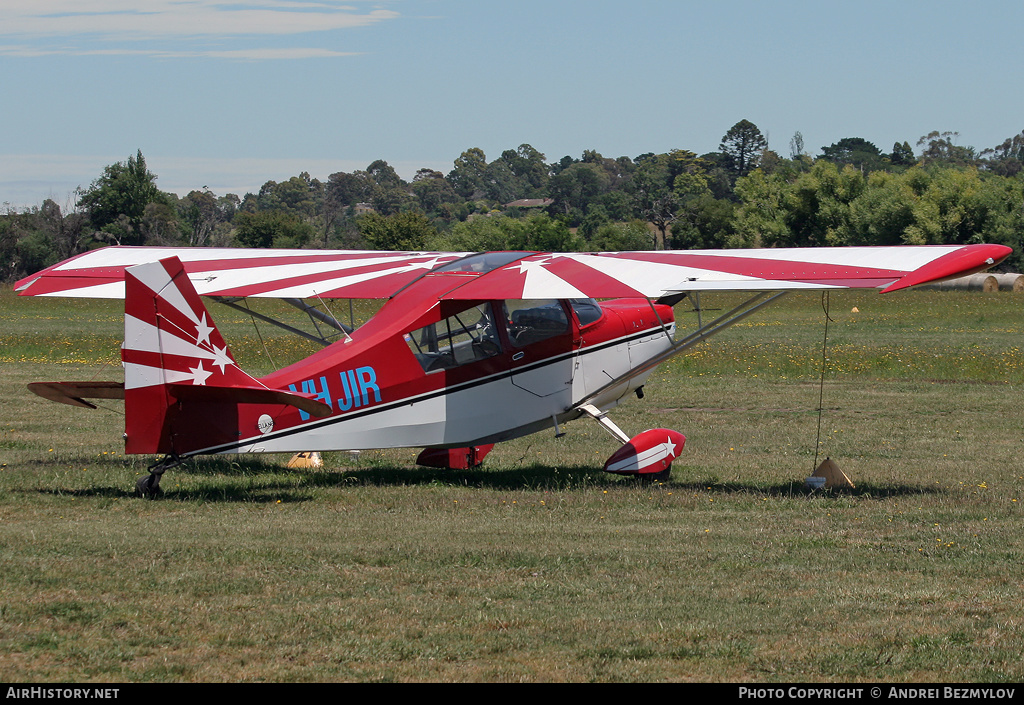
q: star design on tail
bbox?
[194,313,215,347]
[189,361,212,386]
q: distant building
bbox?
[354,202,376,215]
[504,198,554,209]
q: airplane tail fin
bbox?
[122,257,329,456]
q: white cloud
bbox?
[0,45,361,59]
[1,1,398,36]
[0,1,398,57]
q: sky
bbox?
[2,0,1022,208]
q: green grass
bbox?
[1,286,1022,682]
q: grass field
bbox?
[1,285,1022,682]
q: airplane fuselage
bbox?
[163,271,676,457]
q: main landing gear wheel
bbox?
[638,468,672,484]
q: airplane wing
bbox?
[15,244,1011,301]
[434,245,1012,300]
[14,247,470,299]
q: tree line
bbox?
[3,120,1023,282]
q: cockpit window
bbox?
[433,252,530,274]
[569,298,603,327]
[406,303,502,372]
[504,300,569,347]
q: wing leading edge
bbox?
[15,244,1011,301]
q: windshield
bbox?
[432,252,532,274]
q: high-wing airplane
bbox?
[15,243,1010,497]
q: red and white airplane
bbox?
[15,243,1010,496]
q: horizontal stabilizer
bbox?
[28,381,125,409]
[166,384,332,418]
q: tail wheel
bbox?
[135,473,163,499]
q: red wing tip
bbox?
[881,244,1013,293]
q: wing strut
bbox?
[210,297,344,346]
[283,298,353,336]
[576,291,789,478]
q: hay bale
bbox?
[919,274,998,292]
[969,274,999,292]
[994,273,1024,292]
[916,277,958,291]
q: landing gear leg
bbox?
[136,453,182,499]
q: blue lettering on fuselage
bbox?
[288,376,333,421]
[338,366,381,411]
[289,366,382,420]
